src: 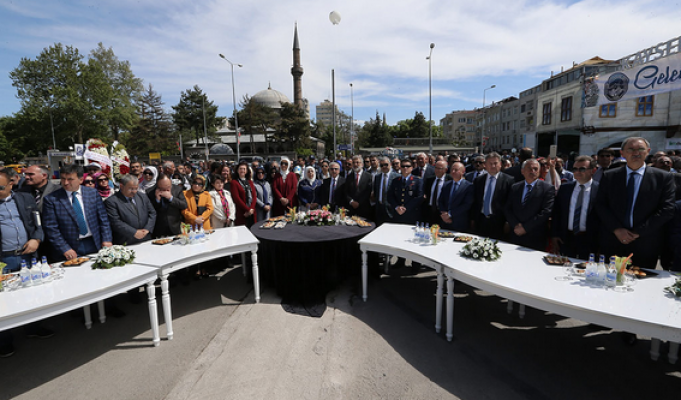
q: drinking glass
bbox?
[555,266,573,281]
[624,271,637,292]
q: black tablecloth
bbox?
[251,220,375,301]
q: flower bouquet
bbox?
[665,278,681,298]
[304,209,335,226]
[92,245,136,269]
[84,138,113,178]
[111,142,131,181]
[460,238,502,261]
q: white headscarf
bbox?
[139,167,158,191]
[279,156,290,182]
[304,166,317,185]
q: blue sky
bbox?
[1,0,680,127]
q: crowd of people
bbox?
[2,136,681,356]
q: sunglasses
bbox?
[83,180,95,184]
[401,165,412,168]
[192,182,203,185]
[380,164,389,167]
[97,178,108,182]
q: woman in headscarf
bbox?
[229,162,257,227]
[93,172,112,199]
[271,156,298,216]
[139,166,158,192]
[253,166,273,221]
[297,166,322,210]
[181,174,213,230]
[82,173,96,190]
[209,174,236,229]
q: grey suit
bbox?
[105,191,157,245]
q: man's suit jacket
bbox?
[464,170,485,183]
[504,180,555,251]
[413,165,435,181]
[550,180,600,254]
[387,175,424,224]
[502,164,524,182]
[372,171,399,224]
[595,166,675,268]
[437,179,474,232]
[42,186,113,261]
[105,191,157,245]
[345,170,373,218]
[0,192,43,251]
[422,175,452,222]
[19,180,60,212]
[472,173,514,220]
[319,176,346,210]
[146,184,187,237]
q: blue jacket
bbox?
[298,179,322,206]
[438,179,474,232]
[387,175,424,224]
[43,186,113,260]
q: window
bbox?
[636,96,654,116]
[521,104,526,113]
[599,103,617,118]
[542,103,552,125]
[560,97,572,122]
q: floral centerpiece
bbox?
[111,142,131,181]
[302,209,335,226]
[460,238,502,261]
[84,138,113,178]
[665,278,681,297]
[92,245,136,269]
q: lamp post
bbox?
[427,43,435,155]
[350,83,354,154]
[481,84,496,152]
[218,54,243,161]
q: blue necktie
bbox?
[72,192,88,236]
[483,176,495,216]
[522,184,533,206]
[626,173,636,228]
[573,184,585,233]
[330,178,335,203]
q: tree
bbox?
[0,116,25,160]
[172,85,224,146]
[232,95,278,156]
[278,102,311,154]
[358,111,392,148]
[89,43,143,140]
[390,111,430,139]
[123,84,177,157]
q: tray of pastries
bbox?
[543,255,571,265]
[453,235,474,242]
[268,216,286,222]
[628,266,658,279]
[63,257,90,266]
[152,238,175,245]
[274,221,287,229]
[261,221,276,229]
[438,231,457,238]
[356,220,371,227]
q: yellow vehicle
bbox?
[4,163,26,173]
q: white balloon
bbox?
[329,11,341,25]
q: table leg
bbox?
[519,304,526,319]
[147,281,160,347]
[362,250,368,302]
[650,338,661,361]
[97,301,106,324]
[446,275,454,342]
[435,267,443,333]
[507,300,514,314]
[251,250,260,304]
[669,342,679,364]
[159,272,173,340]
[384,254,389,275]
[241,253,247,277]
[83,305,92,329]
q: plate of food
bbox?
[628,266,658,279]
[343,219,357,226]
[453,235,473,242]
[269,216,285,222]
[261,221,276,229]
[152,238,175,245]
[274,221,287,229]
[351,215,366,222]
[63,257,90,267]
[356,220,371,227]
[572,267,586,276]
[543,255,571,266]
[438,231,456,238]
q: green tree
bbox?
[0,116,25,160]
[172,85,224,146]
[89,42,143,140]
[232,95,278,156]
[358,111,392,148]
[123,84,177,157]
[278,102,311,153]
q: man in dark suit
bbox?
[550,155,599,259]
[503,147,533,183]
[412,152,435,181]
[595,137,676,269]
[464,155,486,182]
[19,165,59,212]
[504,159,555,251]
[388,159,424,225]
[371,156,399,225]
[438,162,474,232]
[105,175,156,245]
[345,155,373,219]
[471,152,514,241]
[147,173,187,238]
[42,165,113,262]
[319,161,346,210]
[422,160,451,224]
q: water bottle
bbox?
[198,224,206,241]
[605,259,618,288]
[40,256,52,283]
[585,253,597,283]
[20,260,32,287]
[414,222,421,242]
[30,258,42,285]
[596,255,607,285]
[424,224,431,244]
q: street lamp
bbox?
[481,84,496,152]
[350,83,354,154]
[426,43,435,155]
[218,54,243,161]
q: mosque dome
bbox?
[251,84,290,109]
[209,143,234,155]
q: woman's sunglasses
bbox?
[83,180,95,185]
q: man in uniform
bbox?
[388,158,424,272]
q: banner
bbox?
[584,51,681,107]
[84,149,113,167]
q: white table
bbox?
[131,226,260,340]
[360,223,681,363]
[0,262,161,346]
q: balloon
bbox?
[329,11,341,25]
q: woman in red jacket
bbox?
[229,162,257,227]
[271,157,298,216]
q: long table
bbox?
[0,262,162,346]
[359,223,681,363]
[131,226,259,340]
